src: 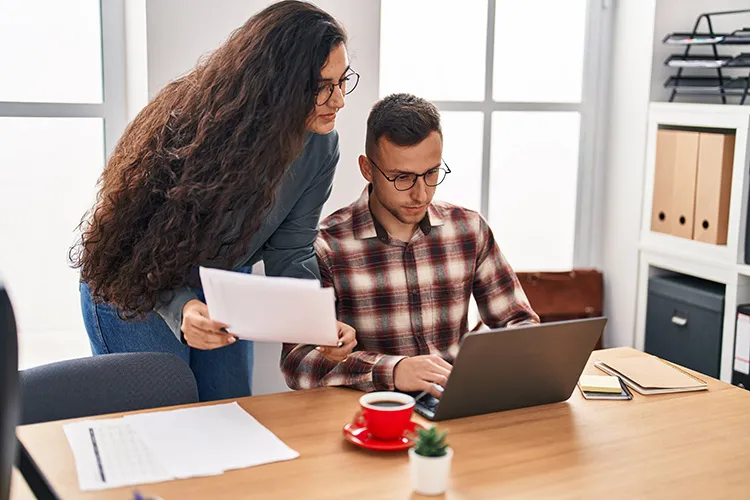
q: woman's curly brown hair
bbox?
[70,1,346,318]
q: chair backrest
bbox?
[516,268,604,349]
[0,283,19,500]
[19,352,199,425]
[516,269,604,322]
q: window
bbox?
[0,0,104,103]
[439,112,484,213]
[0,118,104,334]
[489,111,581,270]
[380,0,607,272]
[0,1,127,361]
[379,0,487,101]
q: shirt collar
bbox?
[352,185,444,242]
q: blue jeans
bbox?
[80,282,254,402]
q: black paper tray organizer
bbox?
[663,9,750,104]
[727,53,750,67]
[666,55,733,68]
[665,76,750,94]
[664,29,750,45]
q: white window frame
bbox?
[0,0,128,158]
[430,0,613,268]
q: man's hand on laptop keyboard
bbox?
[393,355,451,398]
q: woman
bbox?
[71,1,357,401]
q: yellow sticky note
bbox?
[579,375,621,393]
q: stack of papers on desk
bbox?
[63,402,298,491]
[595,355,708,395]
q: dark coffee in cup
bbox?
[370,400,406,408]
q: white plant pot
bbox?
[408,447,453,496]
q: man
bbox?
[281,93,538,397]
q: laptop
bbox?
[412,317,607,421]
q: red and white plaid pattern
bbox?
[281,187,539,392]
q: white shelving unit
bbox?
[634,102,750,383]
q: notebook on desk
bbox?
[594,355,708,395]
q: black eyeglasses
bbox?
[315,70,360,106]
[367,157,451,191]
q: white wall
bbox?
[143,0,380,394]
[598,0,656,348]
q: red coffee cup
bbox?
[354,392,415,441]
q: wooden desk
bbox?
[16,347,750,499]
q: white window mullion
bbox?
[573,0,614,268]
[0,102,105,118]
[480,0,498,219]
[100,0,129,158]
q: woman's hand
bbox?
[181,299,237,350]
[316,321,357,362]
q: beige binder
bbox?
[651,129,700,239]
[693,132,735,245]
[594,355,708,395]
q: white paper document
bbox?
[199,266,339,346]
[63,419,172,491]
[63,402,299,491]
[735,313,750,375]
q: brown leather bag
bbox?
[516,269,604,349]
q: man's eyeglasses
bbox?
[315,70,360,106]
[367,156,451,191]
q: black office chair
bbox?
[16,352,198,500]
[0,283,19,500]
[19,352,199,425]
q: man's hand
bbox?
[316,321,357,362]
[181,299,236,350]
[393,355,452,398]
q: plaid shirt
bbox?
[281,187,539,392]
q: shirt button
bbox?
[411,290,418,296]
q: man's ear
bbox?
[359,155,374,183]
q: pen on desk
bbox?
[88,428,106,483]
[133,490,164,500]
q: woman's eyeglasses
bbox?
[315,70,360,106]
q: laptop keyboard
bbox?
[417,394,441,413]
[405,383,446,419]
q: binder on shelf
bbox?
[733,305,750,390]
[693,132,735,245]
[651,129,700,239]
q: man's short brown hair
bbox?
[365,93,442,160]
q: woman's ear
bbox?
[359,155,374,183]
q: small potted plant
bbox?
[408,426,453,496]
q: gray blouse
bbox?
[154,130,340,340]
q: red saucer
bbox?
[343,420,425,451]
